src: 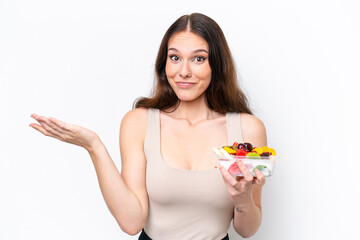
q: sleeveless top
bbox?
[143,108,243,240]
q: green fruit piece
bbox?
[246,152,261,159]
[253,165,270,176]
[232,146,238,151]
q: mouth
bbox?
[175,82,196,88]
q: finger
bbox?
[35,114,69,131]
[219,166,238,187]
[48,117,72,131]
[31,114,50,126]
[237,160,253,182]
[29,123,52,137]
[38,121,64,139]
[30,123,65,143]
[253,169,266,186]
[30,113,45,121]
[37,115,74,135]
[45,118,68,134]
[32,114,50,124]
[32,115,61,134]
[30,115,63,139]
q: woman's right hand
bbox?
[29,113,100,151]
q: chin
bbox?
[174,92,203,102]
[177,95,196,102]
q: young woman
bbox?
[30,13,267,240]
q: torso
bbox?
[143,108,237,239]
[160,111,228,171]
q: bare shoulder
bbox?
[120,107,149,156]
[121,107,148,126]
[240,113,267,147]
[121,107,148,134]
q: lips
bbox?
[175,82,196,88]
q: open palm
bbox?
[29,113,99,151]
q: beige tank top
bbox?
[144,108,243,240]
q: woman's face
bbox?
[165,31,211,102]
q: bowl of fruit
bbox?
[213,142,277,177]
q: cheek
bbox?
[196,65,212,81]
[165,61,176,79]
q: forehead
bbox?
[168,31,208,51]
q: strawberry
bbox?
[236,149,247,156]
[228,162,241,175]
[232,142,239,146]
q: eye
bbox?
[169,55,179,61]
[194,56,206,63]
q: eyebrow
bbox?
[168,47,208,54]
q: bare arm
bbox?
[232,114,267,237]
[29,109,149,235]
[218,113,267,238]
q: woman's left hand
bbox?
[219,159,265,210]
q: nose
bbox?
[179,60,192,78]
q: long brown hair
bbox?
[134,13,252,114]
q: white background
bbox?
[1,0,359,239]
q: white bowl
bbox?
[213,148,276,177]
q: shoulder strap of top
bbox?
[226,112,243,144]
[144,108,160,159]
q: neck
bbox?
[167,94,217,124]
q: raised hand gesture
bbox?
[29,113,99,151]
